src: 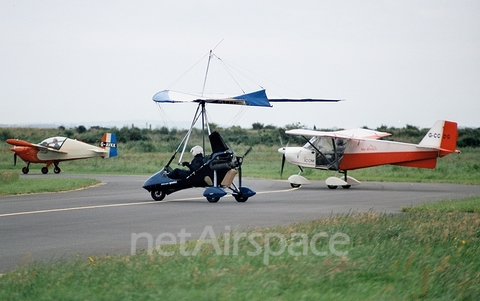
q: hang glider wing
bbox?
[153,89,344,107]
[286,128,391,140]
[153,89,271,107]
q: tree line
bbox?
[1,123,479,151]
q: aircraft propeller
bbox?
[243,146,252,158]
[235,146,252,167]
[278,136,288,178]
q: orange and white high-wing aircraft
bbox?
[6,133,117,174]
[278,120,459,189]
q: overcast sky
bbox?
[1,1,479,131]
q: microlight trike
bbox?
[142,49,341,202]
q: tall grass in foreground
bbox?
[1,210,479,300]
[403,196,480,213]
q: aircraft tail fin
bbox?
[100,133,118,158]
[418,120,458,156]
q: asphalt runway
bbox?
[1,174,480,273]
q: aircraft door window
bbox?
[314,138,348,169]
[332,139,347,168]
[315,137,333,167]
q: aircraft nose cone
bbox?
[278,147,286,154]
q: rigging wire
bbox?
[212,54,264,92]
[156,103,177,129]
[214,55,311,99]
[225,106,248,128]
[213,54,247,94]
[166,52,209,90]
[157,47,279,134]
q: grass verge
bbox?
[1,203,479,300]
[0,177,101,196]
[402,196,480,213]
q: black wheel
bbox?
[151,190,166,201]
[41,167,48,174]
[54,166,61,174]
[22,167,29,174]
[207,197,220,203]
[327,185,338,189]
[290,183,301,188]
[234,195,248,202]
[342,185,351,189]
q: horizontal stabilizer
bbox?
[90,149,108,154]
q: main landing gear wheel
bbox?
[54,166,61,174]
[234,195,248,202]
[41,167,48,174]
[151,190,166,201]
[207,197,220,203]
[290,183,301,188]
[22,167,29,174]
[327,185,351,189]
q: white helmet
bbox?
[190,145,203,156]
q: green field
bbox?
[1,128,480,300]
[2,139,480,188]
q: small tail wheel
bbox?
[151,190,166,201]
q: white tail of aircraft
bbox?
[418,120,458,156]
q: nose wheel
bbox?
[151,190,166,201]
[53,163,61,174]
